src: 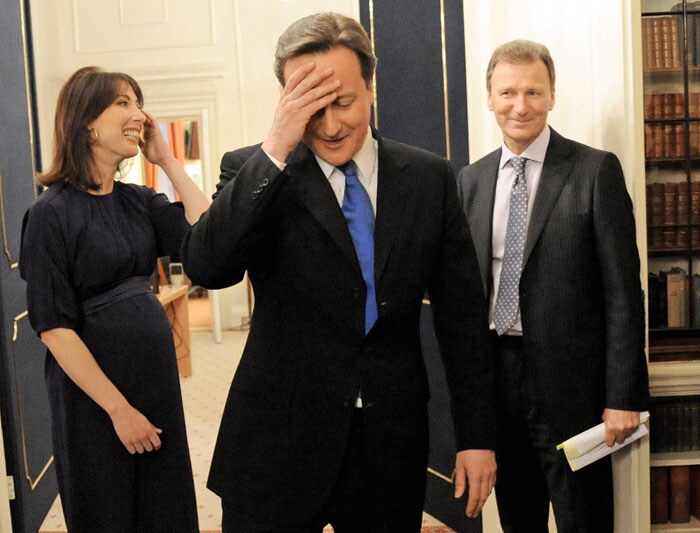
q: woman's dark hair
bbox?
[38,66,144,191]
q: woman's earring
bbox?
[88,128,99,144]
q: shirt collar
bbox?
[499,125,550,169]
[314,126,377,182]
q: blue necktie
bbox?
[339,161,377,333]
[493,156,528,335]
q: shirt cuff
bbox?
[262,149,287,171]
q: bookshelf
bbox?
[643,1,700,530]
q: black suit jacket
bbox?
[181,131,494,521]
[457,128,648,443]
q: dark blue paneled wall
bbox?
[0,1,57,531]
[359,3,479,532]
[360,0,470,170]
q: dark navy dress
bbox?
[20,181,198,532]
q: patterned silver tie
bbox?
[493,156,528,335]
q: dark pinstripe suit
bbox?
[182,131,495,531]
[457,128,648,532]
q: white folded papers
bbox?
[556,411,650,471]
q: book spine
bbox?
[670,465,691,523]
[664,183,678,250]
[674,123,685,159]
[681,273,689,327]
[691,401,700,451]
[643,18,652,70]
[651,466,670,524]
[663,124,675,159]
[649,273,660,329]
[691,465,700,520]
[650,183,666,249]
[651,18,661,69]
[692,275,700,329]
[659,272,668,328]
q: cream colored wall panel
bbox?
[30,0,238,172]
[120,0,167,24]
[72,0,214,53]
[232,0,359,144]
[464,0,594,161]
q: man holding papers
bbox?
[457,40,650,532]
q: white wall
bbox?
[464,1,649,532]
[464,1,644,194]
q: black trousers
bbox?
[221,408,426,533]
[491,333,613,533]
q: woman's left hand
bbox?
[140,110,176,167]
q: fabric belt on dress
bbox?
[82,276,153,316]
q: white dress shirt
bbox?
[490,126,550,334]
[263,126,378,213]
[313,127,378,213]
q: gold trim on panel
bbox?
[0,166,19,270]
[427,466,455,484]
[439,0,451,161]
[13,311,28,340]
[368,1,453,158]
[3,0,40,272]
[12,312,54,490]
[19,0,38,194]
[369,0,379,129]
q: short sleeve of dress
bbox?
[20,201,81,335]
[143,187,190,260]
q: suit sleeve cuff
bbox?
[262,148,287,171]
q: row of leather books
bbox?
[650,397,700,453]
[643,16,682,70]
[648,269,700,329]
[647,182,700,250]
[645,123,700,159]
[650,465,700,524]
[644,93,700,120]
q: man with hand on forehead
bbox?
[182,12,495,533]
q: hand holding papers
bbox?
[556,412,650,471]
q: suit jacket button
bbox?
[251,192,259,200]
[261,178,270,186]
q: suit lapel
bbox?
[374,136,408,283]
[286,144,361,273]
[523,129,573,267]
[473,151,500,292]
[285,134,410,283]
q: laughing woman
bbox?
[19,66,209,532]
